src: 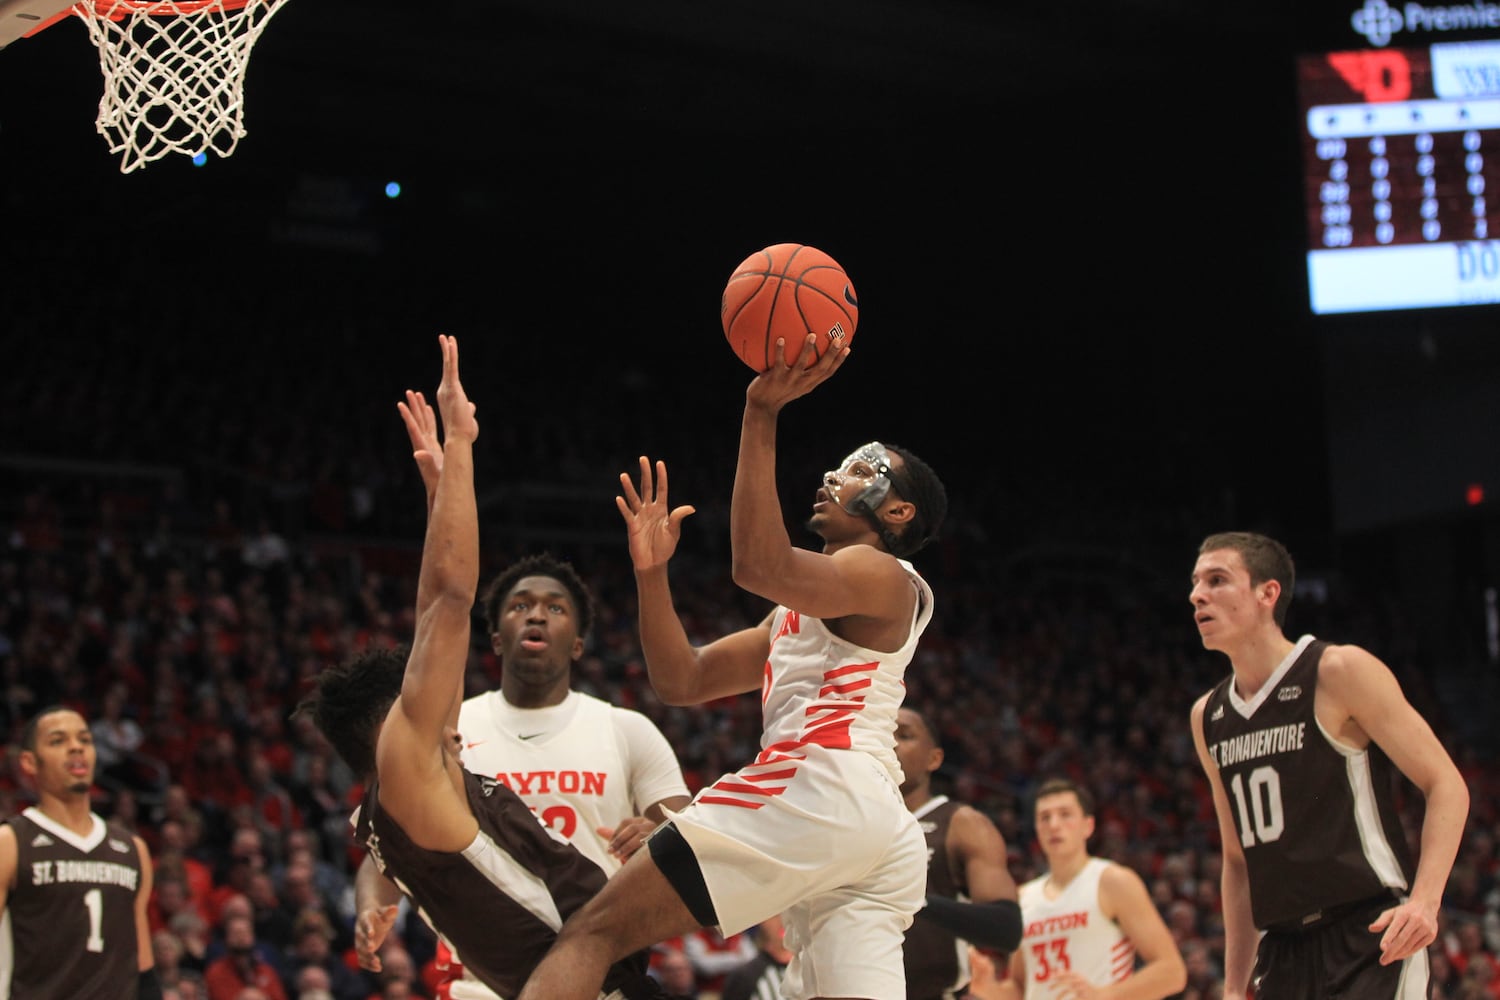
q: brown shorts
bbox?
[1253,894,1430,999]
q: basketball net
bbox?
[72,0,292,173]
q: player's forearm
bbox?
[1409,773,1470,909]
[1220,859,1258,993]
[634,566,705,705]
[729,403,790,592]
[1104,956,1187,1000]
[356,855,405,911]
[918,896,1022,952]
[416,439,479,611]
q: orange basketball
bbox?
[720,243,858,371]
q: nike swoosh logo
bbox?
[518,733,544,741]
[464,741,486,750]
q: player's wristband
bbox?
[138,967,165,1000]
[919,895,1023,952]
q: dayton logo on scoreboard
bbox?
[1352,0,1500,46]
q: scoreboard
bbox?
[1300,39,1500,313]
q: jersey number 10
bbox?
[1228,765,1286,848]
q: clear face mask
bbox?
[824,442,894,516]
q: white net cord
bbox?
[73,0,293,173]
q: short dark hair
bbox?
[881,443,947,558]
[19,705,80,753]
[478,553,595,643]
[1199,531,1296,627]
[1034,777,1095,818]
[294,646,409,778]
[902,708,941,750]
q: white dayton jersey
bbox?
[458,689,689,874]
[1017,858,1134,998]
[751,557,933,787]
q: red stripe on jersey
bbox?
[818,678,872,697]
[756,741,811,763]
[803,704,858,721]
[698,795,765,809]
[802,717,854,748]
[739,767,799,783]
[824,661,878,680]
[709,780,787,798]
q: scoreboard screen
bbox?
[1300,39,1500,313]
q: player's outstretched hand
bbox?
[434,334,478,444]
[354,903,400,972]
[746,332,849,412]
[1370,897,1439,965]
[398,389,443,497]
[616,456,695,572]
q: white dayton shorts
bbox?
[668,744,927,1000]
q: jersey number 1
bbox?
[1228,766,1285,847]
[83,888,105,952]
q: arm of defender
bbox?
[353,854,404,973]
[392,334,480,749]
[915,805,1022,952]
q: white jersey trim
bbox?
[1227,634,1315,719]
[19,808,106,853]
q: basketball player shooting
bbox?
[517,332,951,1000]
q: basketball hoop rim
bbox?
[83,0,256,17]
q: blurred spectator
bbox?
[208,895,285,974]
[281,910,365,1000]
[272,829,353,923]
[366,943,420,1000]
[204,911,290,1000]
[245,751,302,849]
[155,927,192,995]
[169,971,209,1000]
[161,817,217,913]
[1432,944,1462,1000]
[153,868,209,935]
[183,729,252,819]
[288,753,352,870]
[1180,939,1221,998]
[94,680,146,783]
[246,869,296,954]
[275,852,353,954]
[652,947,699,1000]
[720,914,790,1000]
[682,926,755,995]
[170,909,214,974]
[292,965,335,1000]
[210,827,270,926]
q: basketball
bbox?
[720,243,858,371]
